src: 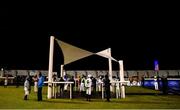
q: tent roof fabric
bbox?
[55,39,93,65]
[95,48,118,62]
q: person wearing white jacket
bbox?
[154,76,159,90]
[85,74,92,101]
[24,76,30,100]
[115,78,120,98]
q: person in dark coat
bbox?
[141,76,145,87]
[15,71,20,88]
[161,75,168,94]
[28,75,32,93]
[104,74,111,102]
[92,77,97,95]
[69,76,75,98]
[59,77,65,97]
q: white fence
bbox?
[1,70,180,78]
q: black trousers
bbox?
[105,89,110,101]
[38,87,42,101]
[60,87,64,97]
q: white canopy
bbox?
[55,39,94,65]
[95,48,118,62]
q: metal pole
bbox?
[119,60,125,98]
[47,36,54,99]
[70,84,72,99]
[60,65,64,77]
[108,48,113,92]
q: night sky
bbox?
[0,3,179,72]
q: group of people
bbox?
[153,75,168,94]
[22,72,116,102]
[56,75,75,97]
[22,72,168,101]
[79,74,111,102]
[24,72,44,101]
[5,71,169,102]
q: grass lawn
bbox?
[0,86,180,109]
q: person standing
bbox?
[59,77,65,97]
[92,77,97,95]
[97,76,103,92]
[15,71,20,88]
[26,73,32,94]
[0,68,4,77]
[63,74,68,91]
[115,77,120,98]
[80,75,86,97]
[85,74,92,101]
[161,76,168,94]
[33,74,38,93]
[141,75,145,87]
[4,75,8,88]
[69,76,75,92]
[154,75,159,90]
[37,72,44,101]
[104,74,111,102]
[24,76,30,100]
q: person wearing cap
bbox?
[154,75,159,90]
[97,76,103,92]
[104,74,111,102]
[4,75,8,88]
[80,75,86,97]
[24,76,30,100]
[85,74,92,101]
[115,77,120,98]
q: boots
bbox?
[88,95,91,101]
[86,94,91,101]
[86,94,88,101]
[24,95,27,100]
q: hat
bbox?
[88,74,91,78]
